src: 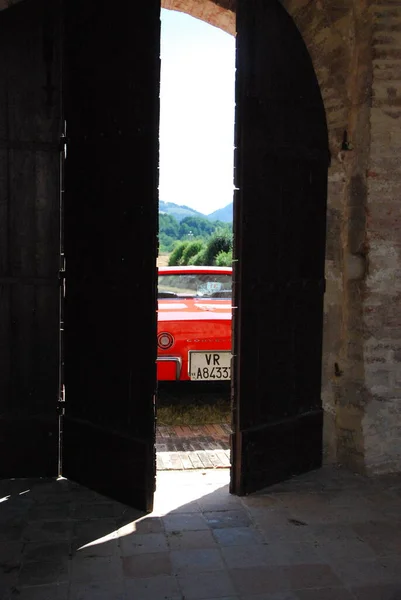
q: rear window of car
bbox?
[158,273,232,299]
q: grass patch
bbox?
[157,400,231,426]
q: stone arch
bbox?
[162,0,235,35]
[162,0,345,466]
[162,0,382,474]
[3,0,398,475]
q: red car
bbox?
[157,266,232,381]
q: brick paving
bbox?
[1,467,401,599]
[156,424,231,471]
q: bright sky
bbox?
[159,9,236,216]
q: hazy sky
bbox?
[159,9,236,215]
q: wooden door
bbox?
[0,0,62,477]
[231,0,329,495]
[62,0,160,511]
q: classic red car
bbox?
[157,266,232,381]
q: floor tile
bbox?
[241,494,280,508]
[198,493,242,512]
[72,519,119,553]
[295,588,356,600]
[230,566,290,595]
[70,579,126,600]
[72,538,120,558]
[27,504,74,521]
[230,564,342,595]
[119,533,168,556]
[0,540,23,562]
[315,536,376,560]
[223,541,326,569]
[244,507,294,526]
[204,510,252,529]
[8,582,69,600]
[205,597,239,600]
[23,520,72,543]
[124,574,180,600]
[0,566,19,599]
[124,517,164,534]
[352,521,401,556]
[0,518,25,541]
[18,559,70,587]
[70,554,123,583]
[73,502,117,520]
[72,518,119,541]
[240,594,298,600]
[351,583,401,599]
[328,556,401,587]
[262,541,326,566]
[283,564,344,590]
[221,545,269,569]
[163,513,208,532]
[167,529,217,550]
[258,524,313,543]
[122,552,172,578]
[23,541,71,562]
[213,527,264,547]
[171,548,225,573]
[178,570,236,599]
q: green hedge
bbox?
[167,232,233,267]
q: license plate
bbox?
[189,351,231,381]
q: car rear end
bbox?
[157,310,232,381]
[157,266,233,382]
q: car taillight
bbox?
[158,332,174,350]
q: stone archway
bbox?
[160,0,342,467]
[1,0,400,477]
[162,0,401,477]
[162,0,234,34]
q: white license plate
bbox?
[189,351,231,381]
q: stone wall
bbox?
[277,0,401,475]
[363,1,401,474]
[274,1,368,468]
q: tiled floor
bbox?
[156,424,231,470]
[1,466,401,599]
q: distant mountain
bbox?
[159,200,206,221]
[159,200,234,223]
[207,203,233,223]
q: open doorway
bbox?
[0,0,328,511]
[156,9,235,472]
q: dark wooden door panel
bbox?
[231,0,329,495]
[0,0,61,477]
[62,0,160,511]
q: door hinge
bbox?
[60,121,67,158]
[59,267,66,296]
[57,385,65,415]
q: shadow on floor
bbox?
[1,467,401,599]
